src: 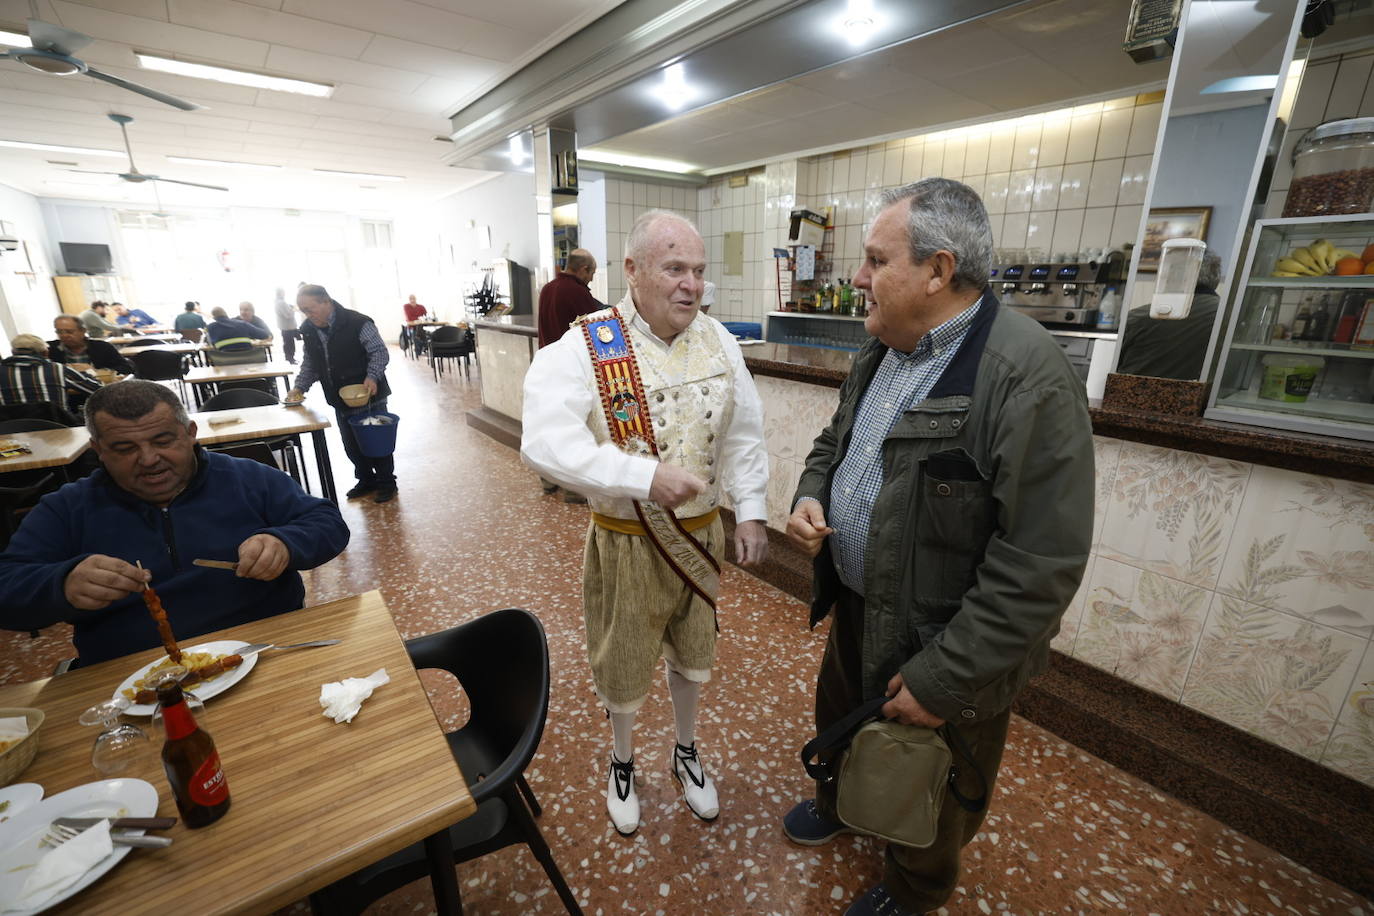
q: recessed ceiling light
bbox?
[578,150,697,174]
[0,28,29,47]
[835,0,884,47]
[656,63,697,111]
[135,53,333,97]
[0,139,124,157]
[313,168,404,182]
[166,156,281,170]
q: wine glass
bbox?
[146,666,208,731]
[79,698,152,776]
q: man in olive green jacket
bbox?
[783,178,1093,916]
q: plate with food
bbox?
[0,778,158,915]
[0,784,43,825]
[113,641,258,716]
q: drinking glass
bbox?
[79,698,152,776]
[146,665,208,731]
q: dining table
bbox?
[182,362,297,406]
[105,333,180,346]
[195,403,339,503]
[0,591,475,914]
[0,427,92,477]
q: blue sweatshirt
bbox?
[0,450,350,665]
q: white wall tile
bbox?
[1111,205,1142,248]
[1001,210,1029,249]
[923,139,946,178]
[883,148,903,187]
[1059,161,1092,209]
[1038,118,1069,167]
[964,132,990,176]
[1013,121,1042,171]
[1051,207,1085,257]
[1081,207,1117,254]
[1066,111,1101,163]
[1117,154,1151,206]
[849,152,867,191]
[983,172,1010,214]
[943,136,967,179]
[1025,210,1056,255]
[901,144,924,183]
[866,150,885,189]
[1033,164,1063,210]
[1326,55,1374,122]
[987,129,1014,173]
[1096,107,1132,160]
[1006,168,1036,212]
[1290,60,1337,130]
[1126,102,1162,157]
[1087,157,1125,208]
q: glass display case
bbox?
[1209,215,1374,441]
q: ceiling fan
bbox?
[0,17,200,111]
[67,113,228,192]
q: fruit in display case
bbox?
[1270,238,1366,277]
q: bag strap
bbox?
[801,696,887,781]
[941,722,988,813]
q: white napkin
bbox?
[319,668,389,723]
[5,820,113,913]
[0,716,28,742]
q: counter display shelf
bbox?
[764,310,869,351]
[1209,215,1374,441]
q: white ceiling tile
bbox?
[167,0,373,59]
[358,35,504,83]
[327,83,438,113]
[50,0,271,67]
[262,45,425,92]
[282,0,518,56]
[51,0,170,20]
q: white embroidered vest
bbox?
[586,294,734,520]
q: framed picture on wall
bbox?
[1139,206,1212,271]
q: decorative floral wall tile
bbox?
[1216,466,1374,637]
[1092,437,1122,548]
[1072,557,1208,701]
[1096,443,1250,590]
[766,456,803,532]
[1321,642,1374,787]
[1182,594,1365,761]
[1051,555,1094,656]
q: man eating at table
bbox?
[0,380,350,666]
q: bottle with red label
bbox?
[156,681,231,828]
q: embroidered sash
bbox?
[580,310,721,612]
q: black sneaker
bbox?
[782,798,852,846]
[845,883,918,916]
[345,483,376,499]
[373,487,397,504]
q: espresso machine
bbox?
[992,252,1125,327]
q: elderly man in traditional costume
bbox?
[521,210,769,836]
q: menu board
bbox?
[1123,0,1182,62]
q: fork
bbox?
[41,822,173,849]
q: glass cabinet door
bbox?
[1210,215,1374,441]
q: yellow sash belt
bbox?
[592,507,719,536]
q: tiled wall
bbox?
[603,179,700,308]
[753,379,1374,788]
[693,93,1164,326]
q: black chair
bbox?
[205,347,268,367]
[0,419,67,433]
[0,471,55,550]
[199,389,304,488]
[130,350,189,403]
[124,338,163,348]
[180,327,203,344]
[201,388,279,411]
[311,608,582,916]
[205,440,277,470]
[428,326,475,380]
[0,401,81,427]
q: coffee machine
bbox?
[992,253,1125,327]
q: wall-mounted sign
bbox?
[1123,0,1182,63]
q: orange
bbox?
[1363,244,1374,262]
[1365,262,1374,275]
[1336,257,1366,275]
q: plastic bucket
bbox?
[348,411,400,457]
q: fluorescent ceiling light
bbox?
[1200,74,1280,94]
[0,139,124,157]
[835,0,885,47]
[136,53,333,97]
[578,150,697,174]
[313,168,404,182]
[0,28,29,47]
[166,156,281,170]
[656,63,697,111]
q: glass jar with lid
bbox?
[1282,117,1374,217]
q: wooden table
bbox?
[0,427,91,475]
[106,333,180,346]
[0,592,475,915]
[195,403,338,503]
[183,362,296,406]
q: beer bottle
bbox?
[157,681,231,828]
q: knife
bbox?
[236,639,341,657]
[54,816,177,830]
[193,558,237,570]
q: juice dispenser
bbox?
[1150,239,1207,319]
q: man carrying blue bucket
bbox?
[286,285,398,504]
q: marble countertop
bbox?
[475,315,537,337]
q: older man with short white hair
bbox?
[521,210,769,836]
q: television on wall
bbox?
[59,242,113,275]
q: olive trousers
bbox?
[814,587,1012,913]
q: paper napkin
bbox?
[319,668,389,724]
[4,819,113,912]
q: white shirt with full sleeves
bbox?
[521,303,768,523]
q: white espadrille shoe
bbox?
[671,742,719,821]
[606,755,640,835]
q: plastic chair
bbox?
[311,608,582,916]
[428,326,474,380]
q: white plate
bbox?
[113,640,258,716]
[0,778,159,915]
[0,784,43,825]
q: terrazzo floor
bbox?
[2,346,1369,916]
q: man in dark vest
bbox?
[285,285,397,504]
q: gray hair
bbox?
[85,380,190,441]
[880,178,994,292]
[54,315,81,331]
[1197,250,1223,290]
[624,209,700,263]
[211,306,228,319]
[298,284,331,302]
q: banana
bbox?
[1331,247,1360,262]
[1291,247,1321,272]
[1271,270,1303,277]
[1276,257,1317,275]
[1310,239,1335,271]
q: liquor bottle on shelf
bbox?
[1307,294,1332,342]
[830,280,841,313]
[1291,297,1313,340]
[839,275,853,316]
[1332,291,1363,345]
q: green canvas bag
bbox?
[802,696,987,848]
